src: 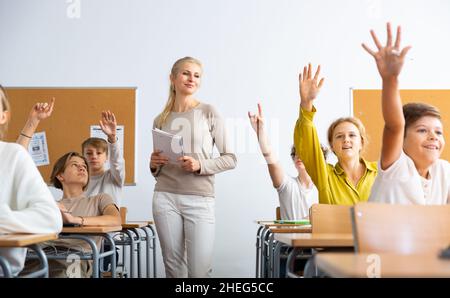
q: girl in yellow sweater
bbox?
[294,64,377,205]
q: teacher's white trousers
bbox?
[152,191,215,278]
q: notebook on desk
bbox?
[63,223,80,227]
[274,219,311,225]
[152,128,184,163]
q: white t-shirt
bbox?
[0,142,62,276]
[276,174,318,219]
[369,151,450,205]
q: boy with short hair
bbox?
[363,23,449,205]
[82,110,125,206]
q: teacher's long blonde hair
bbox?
[0,85,11,140]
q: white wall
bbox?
[1,0,449,277]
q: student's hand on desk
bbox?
[100,110,117,143]
[29,97,55,122]
[150,150,169,170]
[178,156,200,173]
[362,22,412,80]
[57,203,81,225]
[299,63,324,111]
[60,211,80,225]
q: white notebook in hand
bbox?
[152,128,184,164]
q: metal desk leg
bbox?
[260,227,272,278]
[132,228,143,278]
[24,244,49,278]
[59,234,100,278]
[273,241,284,278]
[303,255,316,278]
[259,227,267,278]
[286,247,301,278]
[122,229,136,278]
[103,233,116,278]
[255,225,264,278]
[142,226,156,278]
[147,225,157,278]
[119,233,127,277]
[140,227,151,278]
[268,233,276,278]
[0,255,12,278]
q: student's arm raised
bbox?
[248,103,284,188]
[294,64,327,190]
[16,98,55,149]
[99,110,125,185]
[362,22,412,170]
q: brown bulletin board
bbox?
[352,89,450,162]
[4,88,136,185]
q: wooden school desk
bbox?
[255,221,312,278]
[315,252,450,278]
[274,233,354,277]
[0,233,58,278]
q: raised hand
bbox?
[99,110,117,142]
[299,63,324,111]
[17,98,55,148]
[247,103,265,134]
[362,22,412,80]
[30,97,55,121]
[248,102,275,160]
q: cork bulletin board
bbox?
[5,87,136,184]
[352,89,450,162]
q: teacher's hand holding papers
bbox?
[178,156,201,173]
[150,150,169,170]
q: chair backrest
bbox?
[276,207,281,220]
[351,203,450,254]
[119,207,127,224]
[310,204,352,234]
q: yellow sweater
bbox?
[294,107,377,205]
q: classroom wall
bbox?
[1,0,449,277]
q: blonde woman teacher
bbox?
[150,57,237,278]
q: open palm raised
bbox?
[299,63,325,111]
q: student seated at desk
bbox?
[0,85,62,277]
[248,103,319,219]
[24,152,121,278]
[294,64,378,205]
[15,103,125,206]
[82,111,125,206]
[362,23,449,205]
[82,111,125,272]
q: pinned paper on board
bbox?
[28,131,50,167]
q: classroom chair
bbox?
[302,204,353,278]
[351,203,450,254]
[309,204,352,234]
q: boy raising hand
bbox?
[82,110,125,206]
